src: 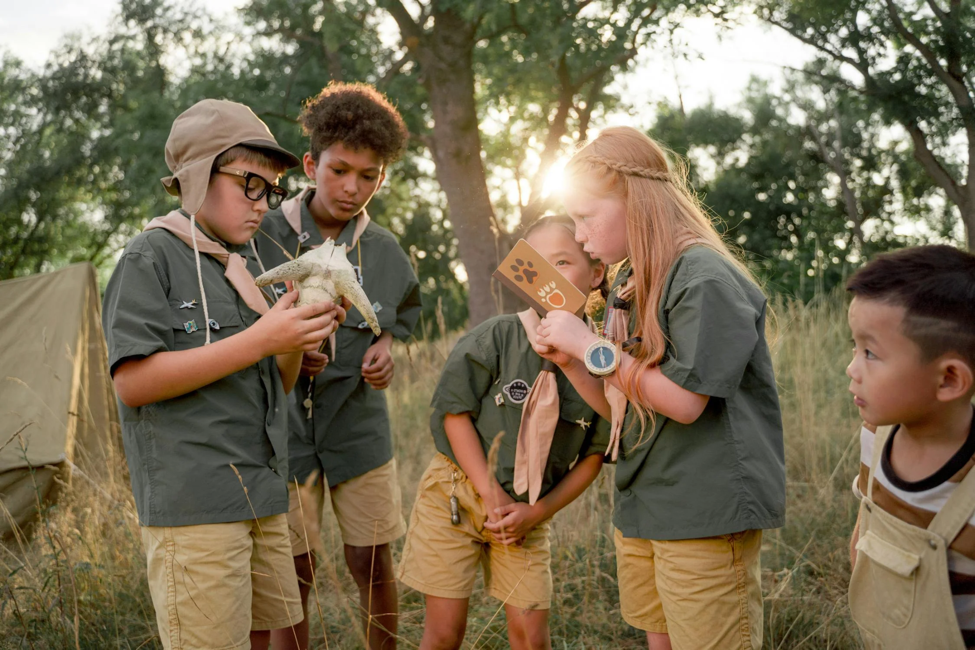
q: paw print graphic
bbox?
[537,281,567,309]
[510,258,539,284]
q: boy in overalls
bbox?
[847,245,975,649]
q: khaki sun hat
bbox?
[161,99,301,215]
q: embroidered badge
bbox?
[353,265,363,286]
[183,320,199,333]
[357,321,371,329]
[207,319,220,331]
[372,301,383,313]
[503,379,531,404]
[179,300,197,310]
[495,393,504,406]
[297,231,311,243]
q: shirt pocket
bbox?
[170,300,244,350]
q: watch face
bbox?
[588,344,616,370]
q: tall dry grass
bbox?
[0,293,865,649]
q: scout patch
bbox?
[183,320,199,333]
[503,379,531,404]
[353,265,364,286]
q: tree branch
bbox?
[923,0,949,27]
[764,15,869,77]
[475,3,529,43]
[904,117,964,205]
[377,51,410,90]
[378,0,423,44]
[883,0,974,129]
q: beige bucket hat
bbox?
[161,99,300,215]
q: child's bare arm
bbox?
[609,353,710,424]
[114,293,338,407]
[443,412,513,521]
[535,310,708,424]
[485,453,605,544]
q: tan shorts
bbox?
[397,454,553,610]
[141,513,303,650]
[615,527,763,649]
[287,459,406,554]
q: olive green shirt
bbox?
[430,314,612,502]
[610,247,785,540]
[252,191,422,486]
[102,223,290,527]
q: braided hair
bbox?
[581,155,671,182]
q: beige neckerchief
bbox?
[281,187,371,251]
[144,212,270,346]
[513,309,561,506]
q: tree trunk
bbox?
[419,8,503,325]
[961,194,975,252]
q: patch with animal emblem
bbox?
[502,379,530,404]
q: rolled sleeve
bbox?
[659,275,761,398]
[430,329,497,421]
[102,250,174,375]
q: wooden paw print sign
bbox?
[493,239,588,316]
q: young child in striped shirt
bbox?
[847,245,975,649]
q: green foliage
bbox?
[755,0,975,247]
[651,75,949,299]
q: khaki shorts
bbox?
[141,513,303,650]
[615,527,763,649]
[397,454,553,610]
[287,459,406,554]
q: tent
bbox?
[0,263,120,539]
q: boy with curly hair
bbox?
[255,82,421,650]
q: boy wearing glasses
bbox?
[102,99,345,650]
[253,82,421,650]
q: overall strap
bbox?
[928,459,975,544]
[867,425,894,503]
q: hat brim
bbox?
[240,139,301,169]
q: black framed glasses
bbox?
[217,167,289,210]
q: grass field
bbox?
[0,293,866,649]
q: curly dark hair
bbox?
[300,82,409,166]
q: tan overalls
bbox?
[849,425,975,649]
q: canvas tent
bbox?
[0,263,120,539]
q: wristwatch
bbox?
[584,339,619,377]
